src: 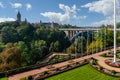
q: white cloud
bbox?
[92,15,120,26]
[73,15,87,20]
[0,17,15,23]
[10,3,22,8]
[82,0,114,16]
[41,4,86,24]
[26,3,32,10]
[92,17,113,26]
[82,0,120,26]
[0,2,4,8]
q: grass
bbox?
[0,77,8,80]
[19,77,26,80]
[45,64,119,80]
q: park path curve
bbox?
[9,47,120,80]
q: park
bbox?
[0,0,120,80]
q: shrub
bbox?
[103,54,106,57]
[0,72,5,78]
[67,64,71,68]
[44,71,48,75]
[111,70,116,74]
[76,62,79,65]
[91,57,94,60]
[99,66,103,70]
[26,75,33,80]
[84,59,87,62]
[56,68,60,72]
[92,59,97,65]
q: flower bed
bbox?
[21,59,89,80]
[90,58,120,77]
[105,59,120,68]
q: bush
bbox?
[91,57,94,60]
[67,64,71,68]
[92,59,97,65]
[84,59,87,62]
[56,68,60,72]
[111,70,116,74]
[44,71,48,75]
[76,62,79,65]
[0,72,5,78]
[103,54,106,57]
[27,75,33,80]
[99,66,103,70]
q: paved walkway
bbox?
[9,47,120,80]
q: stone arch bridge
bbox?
[59,28,120,39]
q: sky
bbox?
[0,0,120,27]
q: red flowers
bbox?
[105,59,120,67]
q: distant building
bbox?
[40,21,59,28]
[17,11,21,22]
[107,25,113,28]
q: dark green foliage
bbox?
[117,22,120,28]
[112,70,117,74]
[92,59,98,65]
[0,21,71,71]
[44,71,48,75]
[0,26,19,43]
[27,75,33,80]
[99,66,103,70]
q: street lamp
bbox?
[113,0,117,63]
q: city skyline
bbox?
[0,0,120,27]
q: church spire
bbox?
[17,11,21,22]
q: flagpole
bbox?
[113,0,116,63]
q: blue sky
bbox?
[0,0,119,26]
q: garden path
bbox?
[9,47,120,80]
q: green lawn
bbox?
[45,64,119,80]
[0,77,8,80]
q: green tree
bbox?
[66,45,75,54]
[117,22,120,28]
[14,41,29,66]
[0,27,19,43]
[54,41,61,52]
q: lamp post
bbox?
[113,0,117,63]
